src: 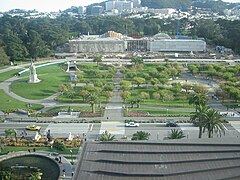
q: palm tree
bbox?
[202,108,225,138]
[99,131,116,141]
[131,131,150,140]
[190,104,209,138]
[5,128,17,142]
[87,93,99,113]
[189,93,207,111]
[167,129,186,139]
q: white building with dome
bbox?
[69,32,206,53]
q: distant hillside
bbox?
[141,0,238,12]
[141,0,192,10]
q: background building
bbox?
[69,32,206,53]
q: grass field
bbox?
[129,87,193,108]
[128,107,192,116]
[0,69,20,82]
[0,90,43,112]
[11,72,69,100]
[46,106,100,112]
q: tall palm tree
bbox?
[202,108,225,138]
[189,93,207,111]
[167,129,186,139]
[131,131,150,140]
[5,128,17,142]
[190,104,209,138]
[87,93,99,113]
[99,131,116,141]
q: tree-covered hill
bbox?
[141,0,237,12]
[141,0,192,9]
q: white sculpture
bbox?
[34,131,41,141]
[67,132,73,141]
[28,62,40,83]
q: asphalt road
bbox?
[2,122,240,141]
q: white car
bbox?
[125,122,139,127]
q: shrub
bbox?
[53,141,66,151]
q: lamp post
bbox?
[70,149,73,165]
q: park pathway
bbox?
[99,69,125,135]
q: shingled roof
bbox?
[73,139,240,180]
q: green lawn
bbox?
[142,99,193,108]
[46,106,100,112]
[0,69,20,82]
[20,64,65,77]
[11,72,69,100]
[129,87,192,108]
[129,107,192,116]
[0,90,43,112]
[0,146,79,155]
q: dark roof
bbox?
[74,139,240,180]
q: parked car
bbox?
[125,122,139,127]
[25,125,41,131]
[166,121,178,127]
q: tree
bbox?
[190,104,210,138]
[79,90,89,102]
[152,92,161,100]
[138,92,150,100]
[181,83,192,94]
[4,33,28,62]
[202,108,225,138]
[66,90,76,102]
[4,128,17,142]
[93,55,102,66]
[0,46,9,65]
[98,131,116,141]
[26,29,50,60]
[167,129,186,139]
[128,98,137,108]
[131,56,143,65]
[150,78,159,87]
[189,93,207,111]
[120,80,132,91]
[193,84,208,94]
[131,131,150,140]
[87,93,98,113]
[121,91,131,103]
[53,141,66,151]
[102,91,113,102]
[133,77,145,87]
[59,83,72,95]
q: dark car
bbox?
[166,121,178,127]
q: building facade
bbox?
[69,32,206,53]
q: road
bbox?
[1,121,240,141]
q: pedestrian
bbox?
[33,148,36,152]
[72,171,74,177]
[107,117,109,120]
[59,156,62,163]
[28,149,31,153]
[63,169,66,177]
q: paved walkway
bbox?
[100,69,125,135]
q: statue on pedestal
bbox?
[28,62,40,83]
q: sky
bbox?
[0,0,240,13]
[0,0,104,12]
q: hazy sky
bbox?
[0,0,240,12]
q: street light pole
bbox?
[70,149,73,164]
